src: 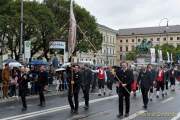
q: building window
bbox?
[107,36,109,43]
[120,55,122,60]
[103,36,106,42]
[120,47,122,52]
[126,46,128,52]
[150,38,153,41]
[120,40,122,43]
[132,45,135,50]
[163,37,166,41]
[126,39,128,43]
[132,39,134,42]
[138,39,141,42]
[177,37,180,40]
[170,37,173,40]
[157,38,160,41]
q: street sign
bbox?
[24,41,31,59]
[49,41,65,49]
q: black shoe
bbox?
[98,94,101,96]
[143,105,147,110]
[150,98,152,101]
[133,93,136,97]
[70,109,74,114]
[21,107,27,111]
[38,103,45,107]
[103,92,106,96]
[162,94,164,98]
[117,114,123,118]
[156,95,159,98]
[38,104,42,106]
[73,110,79,114]
[124,113,129,117]
[84,105,89,110]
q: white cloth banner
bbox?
[167,52,170,63]
[150,48,156,63]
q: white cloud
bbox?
[75,0,180,30]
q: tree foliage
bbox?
[0,0,102,61]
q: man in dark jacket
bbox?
[67,65,81,114]
[79,64,92,110]
[18,67,29,111]
[116,62,133,118]
[138,65,153,109]
[37,66,48,107]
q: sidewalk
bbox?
[0,84,67,104]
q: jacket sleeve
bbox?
[127,70,133,85]
[137,72,141,84]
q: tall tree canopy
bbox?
[0,0,102,61]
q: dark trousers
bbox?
[107,81,113,90]
[118,88,130,115]
[141,87,149,106]
[165,80,169,90]
[156,81,164,91]
[20,90,27,108]
[82,85,90,107]
[68,84,80,111]
[98,79,105,89]
[38,85,45,105]
[10,85,16,96]
[170,78,175,86]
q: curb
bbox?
[0,91,67,104]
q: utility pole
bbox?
[0,40,3,69]
[19,0,23,63]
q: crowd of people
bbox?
[1,61,180,118]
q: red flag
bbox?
[68,0,76,58]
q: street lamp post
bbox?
[19,0,24,63]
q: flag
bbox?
[171,53,173,63]
[167,52,170,63]
[158,50,163,62]
[68,0,76,58]
[150,48,155,63]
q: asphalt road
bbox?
[1,85,180,120]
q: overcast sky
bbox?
[74,0,180,30]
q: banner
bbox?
[68,0,76,58]
[24,41,31,59]
[167,52,170,63]
[158,49,163,62]
[150,48,156,63]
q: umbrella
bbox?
[3,59,17,64]
[61,62,71,68]
[29,60,49,65]
[9,62,22,68]
[55,68,66,72]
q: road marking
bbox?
[161,97,174,104]
[0,95,118,120]
[171,112,180,120]
[122,110,147,120]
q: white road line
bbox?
[0,95,118,120]
[161,97,174,104]
[122,110,147,120]
[171,112,180,120]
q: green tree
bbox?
[44,0,103,53]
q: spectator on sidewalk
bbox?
[2,64,10,99]
[10,68,19,97]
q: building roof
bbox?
[98,24,117,33]
[118,25,180,36]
